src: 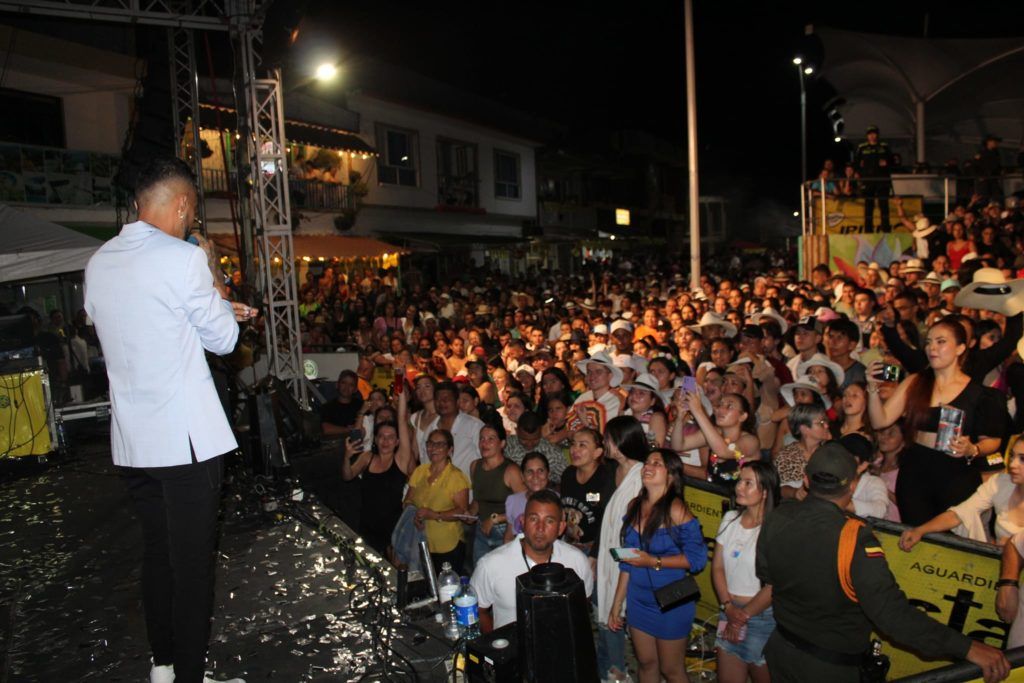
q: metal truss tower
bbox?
[1,0,306,406]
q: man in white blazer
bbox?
[85,158,251,683]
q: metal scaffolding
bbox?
[3,0,305,406]
[168,25,206,232]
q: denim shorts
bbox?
[716,607,775,666]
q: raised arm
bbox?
[867,363,912,430]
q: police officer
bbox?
[756,442,1010,683]
[854,125,894,233]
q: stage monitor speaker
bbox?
[515,563,598,683]
[466,622,519,683]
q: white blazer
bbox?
[85,221,239,467]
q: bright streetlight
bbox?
[315,63,338,81]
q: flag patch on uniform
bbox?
[864,546,885,558]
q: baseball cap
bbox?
[806,442,858,493]
[795,316,824,334]
[739,324,764,340]
[940,279,961,293]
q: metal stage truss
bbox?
[0,0,306,406]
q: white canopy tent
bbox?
[0,204,105,283]
[813,26,1024,166]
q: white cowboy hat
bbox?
[621,372,671,403]
[612,352,647,374]
[610,319,633,334]
[749,308,789,334]
[796,353,846,387]
[919,272,942,287]
[780,376,832,410]
[953,268,1024,316]
[576,350,624,387]
[688,312,738,338]
[912,217,937,239]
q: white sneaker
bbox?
[149,662,174,683]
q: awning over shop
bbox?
[208,233,407,260]
[0,204,104,282]
[197,103,377,156]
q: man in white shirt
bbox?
[425,381,482,479]
[573,351,625,431]
[85,157,249,683]
[471,490,593,632]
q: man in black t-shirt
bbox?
[560,455,617,559]
[321,370,363,438]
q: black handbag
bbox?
[652,573,701,611]
[646,526,701,612]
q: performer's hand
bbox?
[231,302,259,322]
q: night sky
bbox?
[286,1,1024,216]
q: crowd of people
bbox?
[301,186,1024,682]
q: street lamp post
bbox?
[793,57,813,186]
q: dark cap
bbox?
[806,442,858,493]
[655,320,671,331]
[866,125,879,135]
[795,316,824,334]
[739,324,764,340]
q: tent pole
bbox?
[915,99,926,164]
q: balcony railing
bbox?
[201,169,354,212]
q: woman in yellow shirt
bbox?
[404,428,471,573]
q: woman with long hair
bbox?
[608,449,708,683]
[672,390,761,479]
[713,461,780,683]
[868,319,1005,525]
[622,373,669,447]
[596,417,653,683]
[838,382,871,438]
[341,412,416,557]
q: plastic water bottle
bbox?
[454,576,480,639]
[438,562,460,605]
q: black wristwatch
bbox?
[996,579,1019,589]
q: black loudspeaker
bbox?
[466,622,519,683]
[515,563,598,682]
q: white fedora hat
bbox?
[953,268,1024,316]
[749,308,789,334]
[576,350,624,387]
[780,376,832,410]
[796,352,846,387]
[688,312,738,338]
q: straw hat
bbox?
[953,268,1024,316]
[912,217,937,239]
[902,258,926,274]
[621,372,671,403]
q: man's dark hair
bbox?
[434,381,458,399]
[337,369,358,383]
[516,410,543,433]
[134,157,196,204]
[825,318,860,345]
[854,288,877,306]
[526,488,563,514]
[812,264,831,277]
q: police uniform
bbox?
[853,128,894,233]
[755,445,973,682]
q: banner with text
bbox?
[811,196,923,234]
[684,479,1007,680]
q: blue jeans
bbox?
[473,522,507,564]
[596,620,627,679]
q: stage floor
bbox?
[0,436,451,682]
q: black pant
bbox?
[122,455,223,683]
[430,541,466,577]
[862,182,891,233]
[895,445,980,527]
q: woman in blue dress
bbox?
[608,448,708,683]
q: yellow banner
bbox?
[0,370,52,457]
[810,196,923,234]
[685,479,1006,680]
